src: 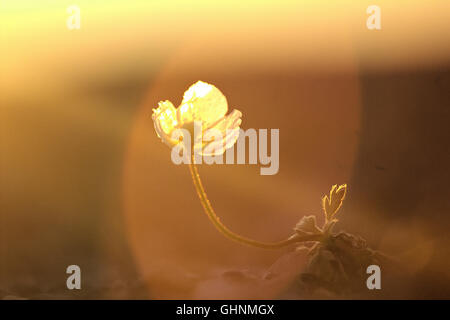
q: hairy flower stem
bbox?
[188,155,321,249]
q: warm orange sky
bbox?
[2,0,449,94]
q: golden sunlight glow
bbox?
[1,0,449,97]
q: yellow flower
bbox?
[152,81,242,155]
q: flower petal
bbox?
[177,81,228,128]
[200,109,242,156]
[201,128,240,156]
[207,109,242,137]
[152,100,179,146]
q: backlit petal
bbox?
[200,110,242,156]
[152,100,179,146]
[177,81,228,128]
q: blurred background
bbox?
[0,0,449,299]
